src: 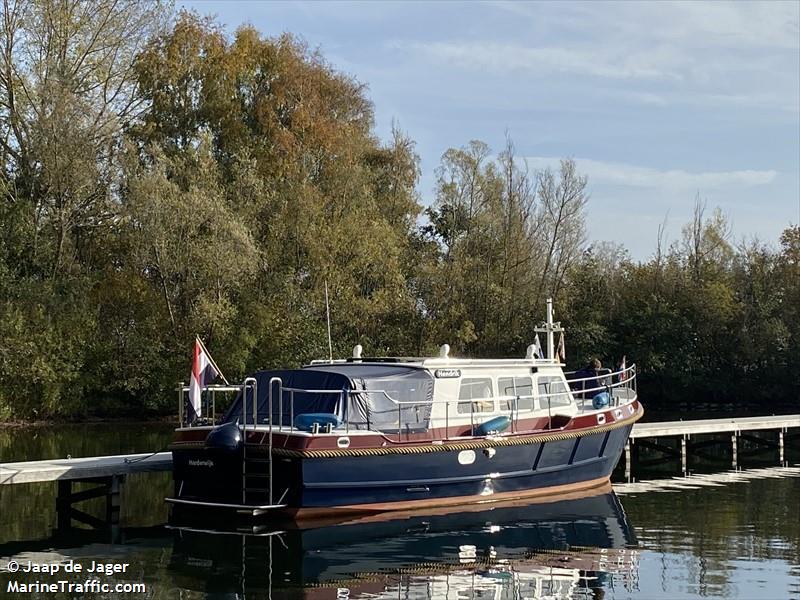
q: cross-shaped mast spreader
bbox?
[533,297,565,362]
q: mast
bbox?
[534,297,564,363]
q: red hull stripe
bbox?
[170,403,643,457]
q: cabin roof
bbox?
[307,357,564,370]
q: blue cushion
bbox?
[294,413,342,431]
[474,415,511,436]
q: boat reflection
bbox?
[169,483,639,599]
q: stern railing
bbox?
[176,383,247,428]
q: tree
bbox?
[534,158,589,304]
[421,141,589,356]
[0,0,167,278]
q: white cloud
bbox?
[392,41,675,80]
[524,157,778,190]
[391,1,799,111]
[489,0,799,51]
[655,1,799,50]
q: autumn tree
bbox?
[422,140,589,356]
[127,13,424,381]
[0,0,167,416]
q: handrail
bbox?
[177,364,637,430]
[266,377,280,506]
[563,363,636,384]
[241,377,257,505]
[177,382,246,427]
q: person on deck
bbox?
[571,358,604,399]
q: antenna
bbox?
[325,280,333,362]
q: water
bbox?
[1,424,799,599]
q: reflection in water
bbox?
[0,487,639,599]
[168,486,638,599]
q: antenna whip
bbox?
[325,280,333,362]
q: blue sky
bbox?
[182,1,799,259]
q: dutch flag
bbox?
[188,337,220,423]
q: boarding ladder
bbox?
[240,377,288,513]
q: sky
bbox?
[181,1,800,259]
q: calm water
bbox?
[1,423,799,599]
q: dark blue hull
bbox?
[172,422,633,512]
[298,424,631,509]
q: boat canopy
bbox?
[223,364,435,431]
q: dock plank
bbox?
[630,414,800,439]
[0,452,172,485]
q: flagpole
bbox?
[196,336,229,385]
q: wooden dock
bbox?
[0,452,172,531]
[625,413,800,478]
[0,452,172,485]
[631,414,800,439]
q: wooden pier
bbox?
[625,414,800,478]
[0,452,171,530]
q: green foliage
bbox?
[0,5,796,419]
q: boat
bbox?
[168,487,639,599]
[166,298,642,517]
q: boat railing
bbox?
[176,383,248,428]
[177,363,637,435]
[564,364,637,411]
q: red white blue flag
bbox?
[188,337,220,422]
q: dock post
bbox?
[779,429,785,465]
[731,432,738,469]
[55,476,125,532]
[624,441,631,481]
[56,480,72,530]
[106,474,123,526]
[681,436,687,475]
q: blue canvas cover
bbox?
[223,364,434,432]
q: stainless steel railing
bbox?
[177,364,637,438]
[176,383,248,428]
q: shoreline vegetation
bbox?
[1,3,798,423]
[0,416,177,429]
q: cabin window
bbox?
[537,376,572,409]
[457,378,495,414]
[498,377,535,411]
